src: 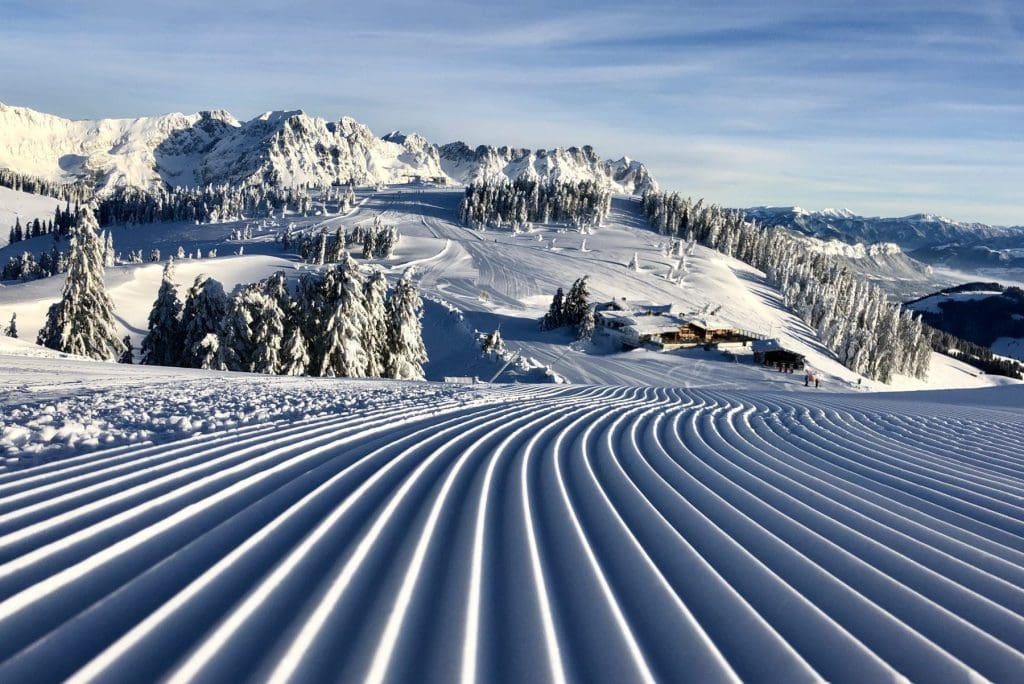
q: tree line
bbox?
[0,168,93,203]
[283,216,400,264]
[7,201,83,245]
[640,192,931,383]
[35,204,428,380]
[94,184,322,226]
[140,259,426,379]
[459,178,612,232]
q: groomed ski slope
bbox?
[1,368,1023,682]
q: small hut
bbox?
[752,339,806,370]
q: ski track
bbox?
[0,384,1023,682]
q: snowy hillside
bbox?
[0,187,62,247]
[1,358,1023,681]
[2,183,1023,681]
[2,188,1006,391]
[0,103,654,194]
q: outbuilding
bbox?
[752,338,806,370]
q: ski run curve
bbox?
[2,382,1024,682]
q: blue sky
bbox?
[1,0,1022,224]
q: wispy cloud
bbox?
[0,0,1022,223]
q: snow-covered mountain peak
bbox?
[0,103,658,195]
[820,207,856,219]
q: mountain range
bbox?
[744,205,1024,270]
[0,103,657,195]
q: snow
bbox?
[992,336,1024,361]
[1,187,1014,392]
[1,184,1023,680]
[0,102,654,195]
[0,358,1022,680]
[0,187,62,247]
[907,290,1004,314]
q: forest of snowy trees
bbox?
[459,179,612,232]
[0,168,93,204]
[28,202,427,378]
[140,258,427,380]
[96,184,311,226]
[640,192,931,382]
[7,201,83,245]
[284,216,400,264]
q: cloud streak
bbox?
[0,0,1022,224]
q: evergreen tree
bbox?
[281,324,310,376]
[481,328,506,355]
[180,275,230,369]
[385,268,427,380]
[363,270,389,377]
[3,312,17,339]
[317,255,369,377]
[141,259,185,366]
[563,276,591,326]
[540,287,565,330]
[37,206,123,360]
[119,336,134,364]
[248,273,289,374]
[577,305,596,340]
[103,230,115,267]
[219,288,257,372]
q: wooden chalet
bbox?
[595,299,764,350]
[752,339,806,370]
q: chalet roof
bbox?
[752,338,783,352]
[625,313,690,336]
[686,317,732,331]
[752,338,805,358]
[599,299,673,315]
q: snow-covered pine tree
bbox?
[180,275,230,369]
[317,254,370,377]
[281,323,310,376]
[363,270,389,377]
[141,259,185,366]
[577,305,595,340]
[103,230,115,267]
[249,272,289,374]
[540,287,565,330]
[385,268,427,380]
[329,226,346,263]
[119,336,134,364]
[315,228,328,265]
[37,205,124,360]
[220,287,258,372]
[481,328,505,355]
[562,276,591,327]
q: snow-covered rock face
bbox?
[0,103,240,193]
[437,141,657,194]
[0,103,657,195]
